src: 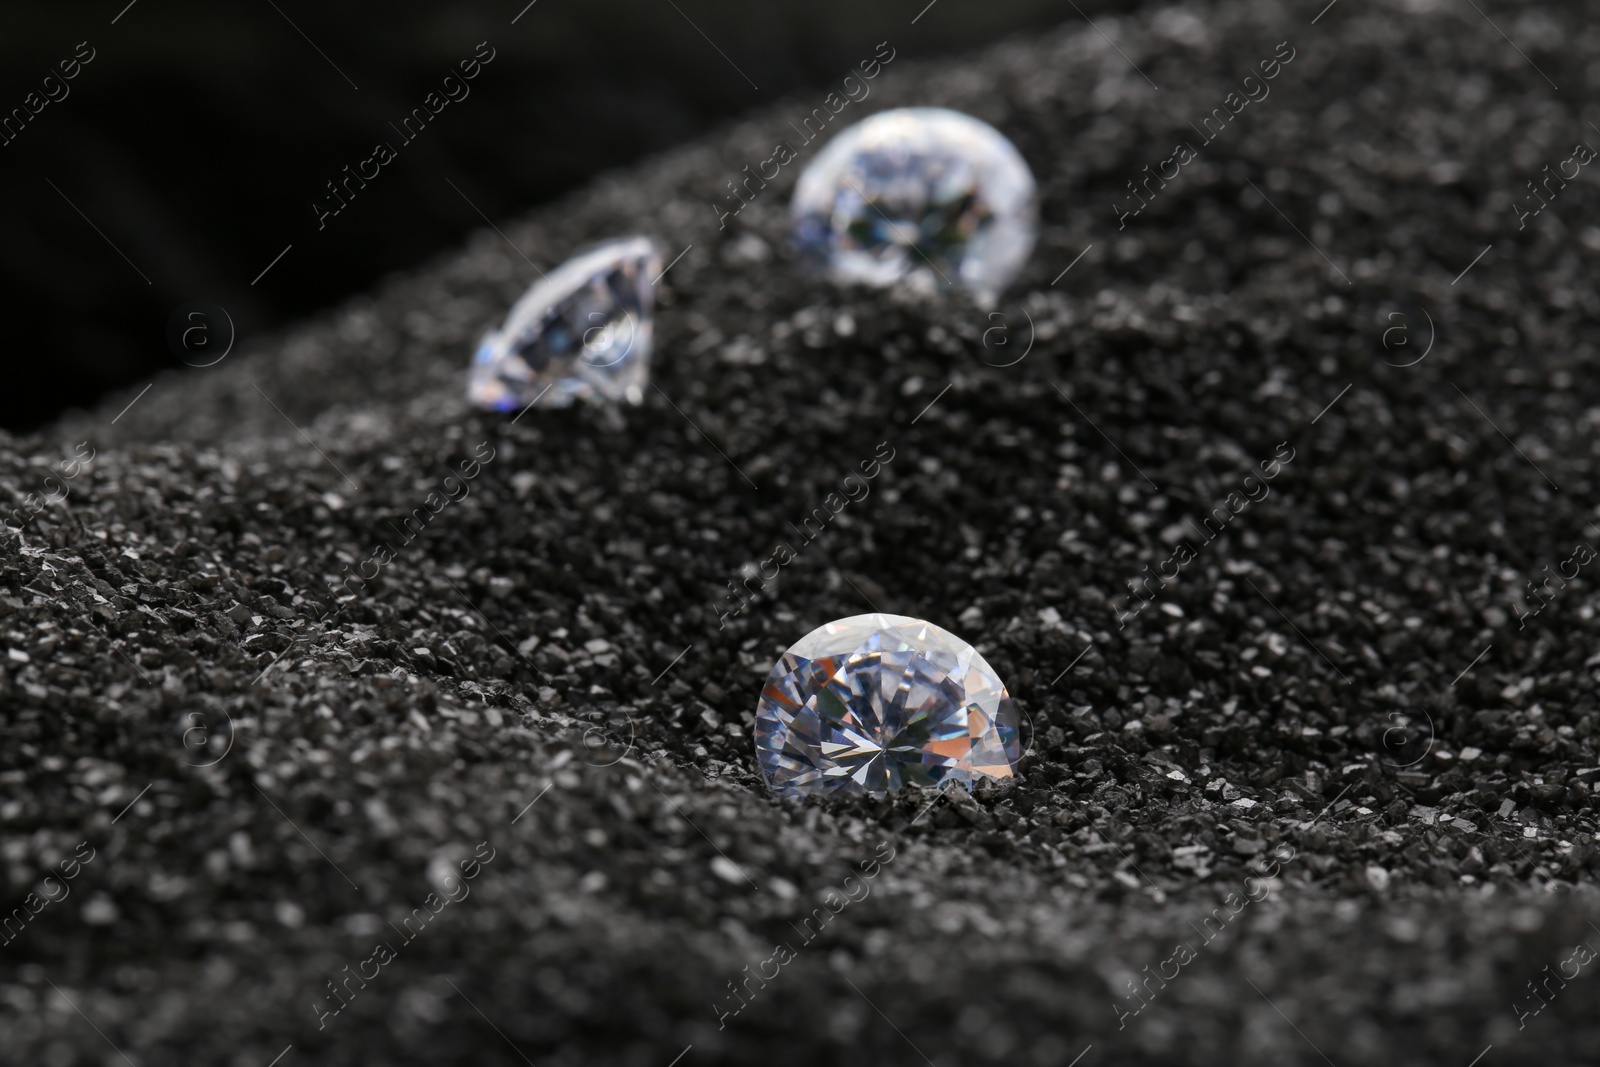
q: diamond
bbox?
[754,613,1021,798]
[468,236,660,410]
[790,108,1037,304]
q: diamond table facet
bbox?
[754,613,1021,798]
[468,236,660,411]
[790,108,1038,305]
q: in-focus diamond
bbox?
[791,108,1037,304]
[469,236,660,410]
[754,613,1021,798]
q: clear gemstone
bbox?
[468,236,660,410]
[754,613,1021,798]
[791,108,1037,304]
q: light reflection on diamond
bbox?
[468,236,660,410]
[790,108,1037,305]
[754,613,1021,798]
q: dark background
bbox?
[0,0,1110,433]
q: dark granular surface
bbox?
[5,1,1600,1063]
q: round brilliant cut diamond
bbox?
[790,108,1037,303]
[754,613,1021,798]
[468,235,660,410]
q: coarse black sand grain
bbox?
[5,1,1600,1064]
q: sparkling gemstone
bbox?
[468,236,660,410]
[791,108,1037,304]
[754,613,1021,798]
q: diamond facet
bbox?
[754,613,1021,798]
[469,236,660,410]
[790,108,1038,304]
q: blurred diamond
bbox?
[755,613,1020,798]
[791,108,1037,304]
[469,236,660,410]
